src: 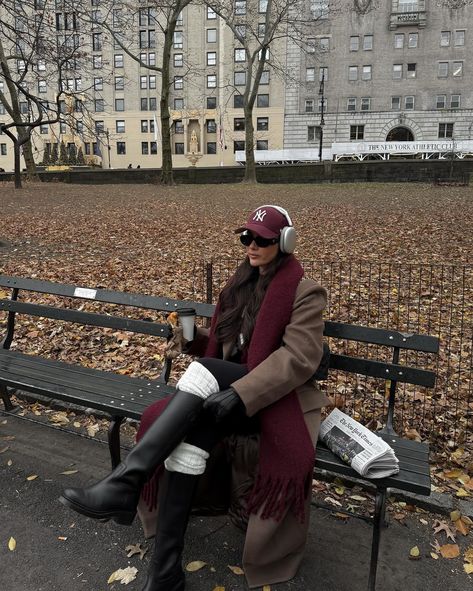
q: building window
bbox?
[407,63,416,78]
[257,94,269,108]
[436,95,447,109]
[408,33,418,48]
[363,35,373,50]
[149,97,157,110]
[256,140,268,150]
[142,142,149,155]
[150,141,157,155]
[115,76,125,90]
[438,62,448,77]
[258,23,266,38]
[207,29,217,43]
[362,65,372,80]
[234,117,245,131]
[394,33,404,49]
[93,55,102,69]
[175,120,184,134]
[257,117,269,131]
[319,66,328,81]
[140,75,148,89]
[38,80,47,93]
[440,31,450,47]
[207,6,217,19]
[173,32,183,49]
[233,140,245,152]
[234,71,246,86]
[116,120,125,133]
[116,141,126,155]
[174,76,183,90]
[141,120,149,133]
[350,36,359,51]
[451,94,460,109]
[393,64,402,79]
[347,97,356,111]
[405,95,414,110]
[307,126,320,142]
[174,98,184,109]
[391,96,401,110]
[94,77,103,91]
[141,98,148,111]
[453,61,463,77]
[174,53,183,67]
[306,67,315,82]
[361,97,371,111]
[260,70,270,84]
[234,94,244,108]
[175,143,184,154]
[311,0,329,19]
[95,120,104,134]
[207,74,217,88]
[149,75,156,89]
[207,52,217,66]
[318,97,326,112]
[454,30,465,46]
[234,48,245,62]
[93,32,102,51]
[40,124,48,134]
[206,119,217,133]
[348,66,358,81]
[94,99,104,112]
[259,0,268,11]
[235,0,246,15]
[439,123,454,139]
[305,99,315,113]
[319,37,330,51]
[350,125,364,140]
[1,143,7,155]
[114,54,124,68]
[207,142,217,154]
[207,96,217,109]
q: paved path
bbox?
[1,415,470,591]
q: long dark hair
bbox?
[215,252,290,346]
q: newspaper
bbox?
[319,408,399,479]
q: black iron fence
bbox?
[192,259,472,451]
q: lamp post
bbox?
[105,128,111,168]
[318,69,325,162]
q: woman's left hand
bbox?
[203,387,246,423]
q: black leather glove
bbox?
[203,387,246,424]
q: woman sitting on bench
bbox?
[60,204,328,591]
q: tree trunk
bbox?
[20,134,38,180]
[243,104,257,183]
[13,142,22,189]
[159,27,175,186]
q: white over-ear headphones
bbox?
[260,204,297,254]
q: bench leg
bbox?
[0,383,15,412]
[108,416,124,469]
[368,488,387,591]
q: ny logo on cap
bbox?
[253,209,267,222]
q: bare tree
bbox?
[80,0,194,185]
[0,0,95,188]
[208,0,335,183]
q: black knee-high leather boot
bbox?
[142,470,199,591]
[59,390,204,525]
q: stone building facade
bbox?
[284,1,473,156]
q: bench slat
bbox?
[0,275,214,318]
[0,351,174,420]
[329,353,436,387]
[0,300,172,337]
[324,321,439,353]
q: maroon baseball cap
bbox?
[234,205,289,239]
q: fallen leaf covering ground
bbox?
[0,181,472,496]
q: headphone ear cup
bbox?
[280,226,297,254]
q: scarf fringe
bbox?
[246,470,311,524]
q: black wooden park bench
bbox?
[0,275,439,591]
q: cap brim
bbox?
[234,223,278,239]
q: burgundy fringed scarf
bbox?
[138,255,315,522]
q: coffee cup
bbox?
[177,308,196,341]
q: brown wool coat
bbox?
[138,278,329,588]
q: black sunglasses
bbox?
[240,232,279,248]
